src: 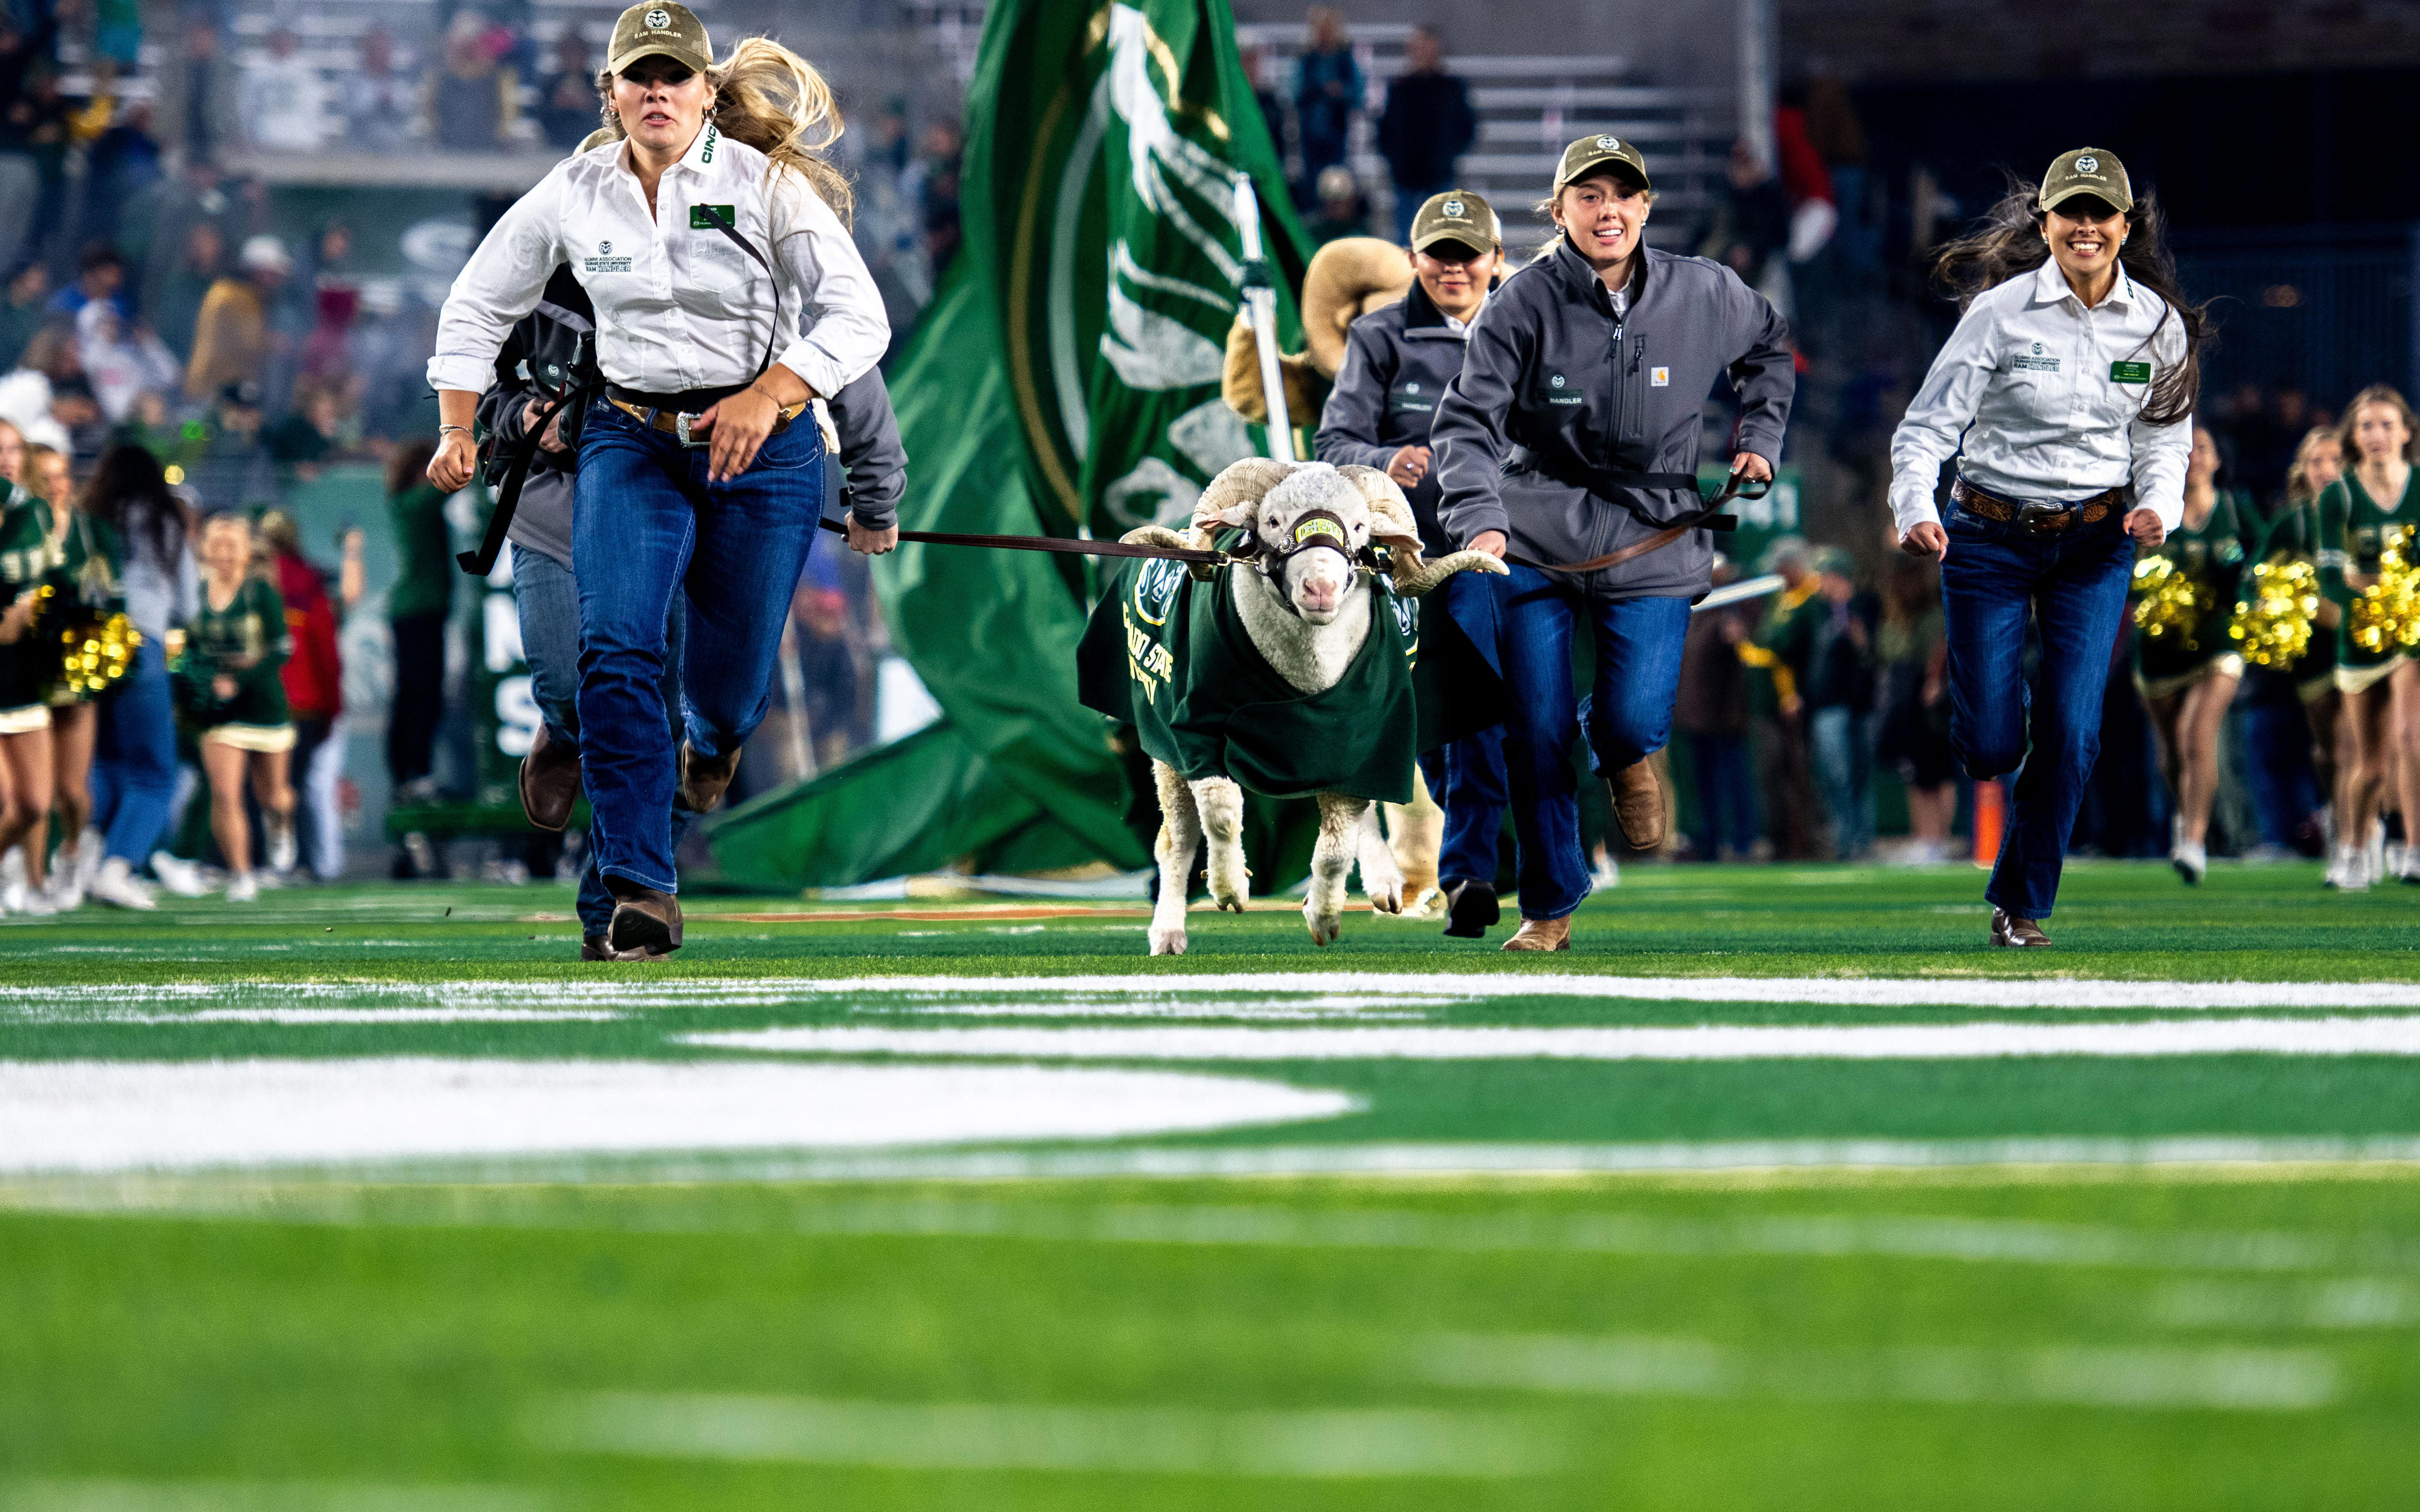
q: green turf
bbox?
[8,859,2420,1507]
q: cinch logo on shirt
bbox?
[2111,360,2152,384]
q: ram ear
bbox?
[1335,464,1426,559]
[1194,457,1299,535]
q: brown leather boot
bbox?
[679,740,741,814]
[1606,759,1665,849]
[519,722,582,831]
[1989,908,2051,948]
[1501,916,1572,951]
[605,879,684,958]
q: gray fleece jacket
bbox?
[1431,238,1793,599]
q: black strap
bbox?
[815,516,1223,566]
[697,205,780,381]
[456,379,599,576]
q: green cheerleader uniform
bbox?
[0,485,63,731]
[180,576,293,745]
[2133,488,2254,699]
[2251,495,2338,701]
[43,507,126,707]
[2316,471,2420,694]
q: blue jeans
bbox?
[1497,567,1691,919]
[91,637,178,867]
[572,401,824,894]
[1940,503,2135,918]
[2240,694,2319,849]
[1418,723,1508,889]
[1687,731,1756,857]
[1810,706,1874,858]
[514,542,696,936]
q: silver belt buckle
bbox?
[674,411,700,447]
[2018,501,2068,527]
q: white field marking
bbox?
[10,1185,2408,1276]
[681,1015,2420,1061]
[162,1009,620,1025]
[2148,1278,2420,1330]
[3,1482,543,1512]
[526,1393,1560,1479]
[1411,1333,2340,1412]
[0,1059,1353,1174]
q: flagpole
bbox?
[1232,172,1295,462]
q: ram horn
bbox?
[1193,457,1300,537]
[1392,550,1511,597]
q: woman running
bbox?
[27,442,118,906]
[181,512,294,904]
[2133,423,2255,883]
[2252,425,2346,872]
[2317,386,2420,889]
[0,419,56,912]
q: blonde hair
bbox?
[2338,384,2420,465]
[2284,424,2341,506]
[595,36,853,226]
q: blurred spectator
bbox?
[260,509,346,880]
[1800,72,1872,270]
[48,243,133,325]
[84,444,194,908]
[265,376,348,476]
[1804,546,1879,860]
[75,299,179,423]
[301,283,362,390]
[793,584,860,771]
[426,12,518,154]
[909,122,962,281]
[92,0,142,73]
[242,27,326,153]
[1745,536,1822,860]
[1773,97,1835,266]
[1676,557,1758,862]
[1292,7,1360,205]
[0,261,47,371]
[186,380,272,513]
[1696,140,1789,291]
[384,438,451,805]
[1305,165,1368,244]
[20,69,74,262]
[186,233,290,402]
[534,30,597,150]
[341,25,418,155]
[1242,45,1288,172]
[155,16,238,164]
[1875,555,1954,863]
[348,281,427,440]
[1375,25,1472,245]
[83,99,161,249]
[0,11,58,273]
[147,219,221,367]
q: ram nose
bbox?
[1294,575,1343,619]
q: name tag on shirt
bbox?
[2111,360,2151,384]
[689,203,738,231]
[2012,355,2060,372]
[1651,366,1671,386]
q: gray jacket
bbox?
[1432,239,1793,599]
[1314,281,1472,557]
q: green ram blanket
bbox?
[1077,557,1433,804]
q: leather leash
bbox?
[816,516,1225,566]
[1503,468,1765,576]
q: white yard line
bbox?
[526,1393,1559,1478]
[0,1059,1352,1175]
[1410,1333,2340,1411]
[682,1015,2420,1061]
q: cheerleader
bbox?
[2252,425,2347,868]
[27,442,116,907]
[2317,386,2420,889]
[180,512,295,904]
[0,420,57,912]
[2132,424,2256,883]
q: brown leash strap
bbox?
[1502,468,1760,576]
[816,516,1224,566]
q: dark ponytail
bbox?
[1930,179,2206,427]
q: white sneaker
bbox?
[149,851,212,897]
[46,872,84,911]
[2369,830,2389,887]
[2389,841,2407,878]
[2335,843,2372,893]
[266,814,297,874]
[90,857,157,911]
[13,887,55,916]
[224,872,258,904]
[76,828,102,891]
[2170,840,2207,885]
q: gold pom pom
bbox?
[50,612,142,696]
[2350,542,2420,655]
[2229,556,2321,668]
[2132,555,2211,648]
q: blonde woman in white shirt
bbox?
[426,3,890,958]
[1890,148,2203,948]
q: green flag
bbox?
[705,0,1311,888]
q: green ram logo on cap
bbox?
[645,7,671,27]
[1442,198,1464,218]
[2076,154,2099,173]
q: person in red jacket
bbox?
[258,511,346,878]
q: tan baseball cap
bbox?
[1409,190,1499,255]
[2038,147,2133,214]
[607,1,713,76]
[1554,134,1652,194]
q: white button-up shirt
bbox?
[427,123,888,403]
[1888,258,2192,534]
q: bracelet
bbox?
[439,424,472,439]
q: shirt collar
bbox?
[2031,256,2134,311]
[1551,237,1645,317]
[674,121,720,175]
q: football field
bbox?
[6,860,2419,1509]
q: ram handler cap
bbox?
[1410,190,1500,255]
[1553,134,1652,194]
[2038,148,2134,214]
[609,1,714,76]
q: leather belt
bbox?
[607,394,803,447]
[1951,477,2125,532]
